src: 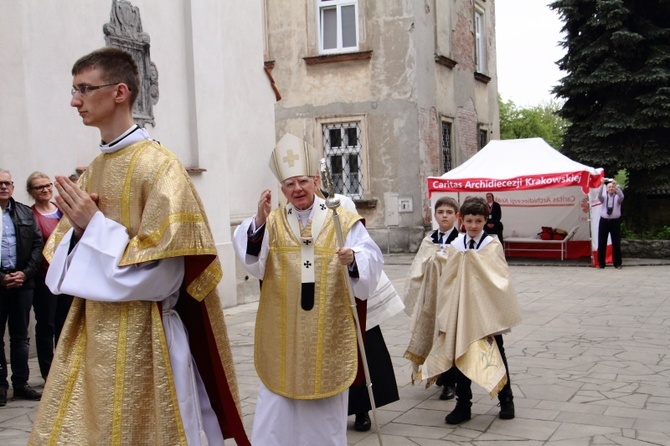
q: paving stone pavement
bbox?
[2,256,669,445]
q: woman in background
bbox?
[27,172,71,380]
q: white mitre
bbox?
[269,133,321,182]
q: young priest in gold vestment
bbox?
[29,47,249,446]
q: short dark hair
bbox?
[460,196,489,219]
[72,47,140,106]
[434,196,459,213]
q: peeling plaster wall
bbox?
[267,0,499,252]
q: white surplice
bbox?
[333,193,404,329]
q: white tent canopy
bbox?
[427,138,604,259]
[430,138,602,195]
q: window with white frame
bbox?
[322,122,363,199]
[319,0,359,54]
[474,8,487,73]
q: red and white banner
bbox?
[428,170,603,195]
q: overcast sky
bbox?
[495,1,566,107]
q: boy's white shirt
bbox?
[435,226,458,245]
[452,231,493,252]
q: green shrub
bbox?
[622,223,670,240]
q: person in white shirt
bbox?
[597,179,624,269]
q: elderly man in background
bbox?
[0,169,44,407]
[233,134,384,445]
[597,179,624,269]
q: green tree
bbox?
[550,0,670,230]
[498,96,567,150]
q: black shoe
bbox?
[445,404,471,424]
[439,386,455,400]
[615,265,623,269]
[499,398,515,419]
[354,412,371,432]
[13,385,41,401]
[0,388,6,406]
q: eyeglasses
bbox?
[0,181,14,188]
[71,83,119,96]
[281,177,314,191]
[30,183,53,192]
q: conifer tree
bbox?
[550,0,670,228]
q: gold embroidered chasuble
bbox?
[404,239,522,396]
[256,203,363,400]
[403,236,441,319]
[29,140,246,445]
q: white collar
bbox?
[100,125,151,154]
[466,232,484,247]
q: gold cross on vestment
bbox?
[283,149,300,167]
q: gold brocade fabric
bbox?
[256,207,362,400]
[30,140,242,445]
[402,236,440,319]
[455,336,508,397]
[404,239,521,396]
[299,219,313,238]
[43,141,221,301]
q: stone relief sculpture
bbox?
[103,0,159,127]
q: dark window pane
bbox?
[442,122,452,172]
[349,154,359,173]
[330,155,344,193]
[348,154,360,194]
[479,129,487,150]
[345,127,357,146]
[330,129,342,148]
[331,155,343,174]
